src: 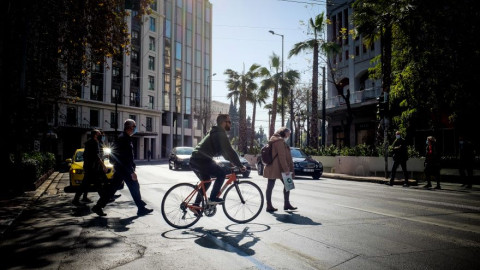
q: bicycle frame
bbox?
[182,172,238,213]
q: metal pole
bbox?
[322,66,326,147]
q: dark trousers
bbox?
[425,164,441,186]
[266,179,291,208]
[96,171,146,210]
[390,160,408,184]
[459,162,473,186]
[190,158,226,203]
[74,170,107,201]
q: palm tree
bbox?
[259,53,282,137]
[247,86,268,152]
[288,12,329,149]
[280,69,300,138]
[225,64,261,154]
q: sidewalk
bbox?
[1,169,477,239]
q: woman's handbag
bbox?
[281,172,295,191]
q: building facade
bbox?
[54,0,213,161]
[325,0,382,147]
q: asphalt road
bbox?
[1,164,479,269]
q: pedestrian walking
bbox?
[263,127,297,212]
[387,131,410,187]
[458,135,475,188]
[91,119,153,216]
[72,129,108,206]
[424,136,441,189]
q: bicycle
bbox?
[161,168,264,229]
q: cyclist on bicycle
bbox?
[190,114,246,205]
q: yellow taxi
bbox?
[65,147,114,187]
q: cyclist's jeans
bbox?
[190,158,226,204]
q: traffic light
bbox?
[376,96,386,120]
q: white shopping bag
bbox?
[281,172,295,191]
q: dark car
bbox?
[213,154,252,178]
[257,147,323,180]
[169,146,194,170]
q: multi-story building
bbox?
[54,0,213,161]
[325,0,382,147]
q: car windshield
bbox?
[290,148,308,158]
[75,151,84,162]
[177,147,193,155]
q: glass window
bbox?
[176,7,183,25]
[91,84,102,101]
[146,117,153,131]
[131,50,139,65]
[110,112,116,128]
[129,114,136,121]
[149,56,155,70]
[176,24,183,41]
[165,0,172,20]
[186,29,192,46]
[149,76,155,90]
[150,17,156,32]
[186,46,192,63]
[151,0,157,11]
[148,95,154,109]
[111,88,119,103]
[205,6,210,22]
[149,36,156,51]
[165,19,171,38]
[90,110,99,127]
[175,42,182,60]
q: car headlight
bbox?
[72,169,84,174]
[103,148,112,155]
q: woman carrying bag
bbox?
[263,127,297,212]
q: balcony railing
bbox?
[326,87,381,109]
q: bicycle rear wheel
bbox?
[222,181,264,223]
[161,183,201,229]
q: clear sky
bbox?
[209,0,326,131]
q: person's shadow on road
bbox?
[270,211,322,225]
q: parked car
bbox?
[169,146,194,170]
[65,148,115,188]
[213,154,252,178]
[257,147,323,180]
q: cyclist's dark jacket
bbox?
[191,126,243,167]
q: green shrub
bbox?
[305,144,419,158]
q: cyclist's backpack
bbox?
[261,141,279,165]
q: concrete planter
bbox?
[312,156,425,177]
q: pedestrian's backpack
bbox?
[261,141,279,165]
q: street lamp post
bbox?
[204,73,216,135]
[269,30,292,146]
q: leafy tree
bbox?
[289,12,330,149]
[225,64,261,154]
[247,84,268,152]
[2,0,151,173]
[259,53,282,137]
[279,69,301,135]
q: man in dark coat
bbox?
[458,135,475,188]
[72,129,107,205]
[190,114,246,205]
[388,131,410,187]
[91,119,153,216]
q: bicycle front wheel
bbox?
[222,181,264,223]
[161,183,201,229]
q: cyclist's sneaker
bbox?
[208,197,224,205]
